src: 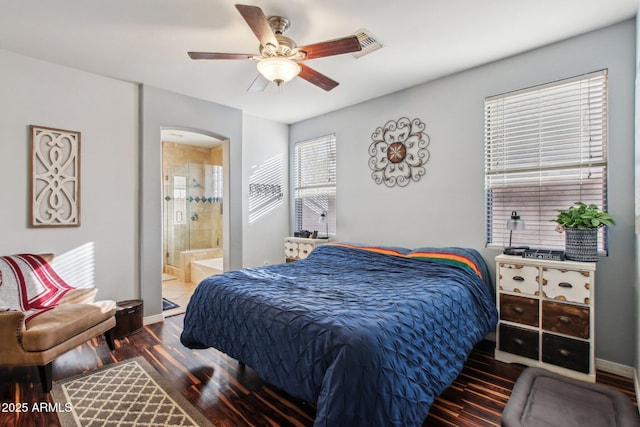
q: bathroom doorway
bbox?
[161,129,225,315]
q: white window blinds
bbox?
[484,70,608,251]
[294,134,337,236]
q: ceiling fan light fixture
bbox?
[257,57,301,85]
[189,5,359,91]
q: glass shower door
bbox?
[164,165,189,267]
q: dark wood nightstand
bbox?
[114,299,144,338]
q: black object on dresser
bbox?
[522,248,566,261]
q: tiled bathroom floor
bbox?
[162,266,225,317]
[162,278,198,317]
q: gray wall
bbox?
[635,8,640,390]
[0,49,292,320]
[242,114,290,267]
[140,86,245,317]
[291,20,637,366]
[140,90,291,317]
[0,49,138,302]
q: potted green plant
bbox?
[553,202,615,262]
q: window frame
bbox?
[484,70,609,252]
[293,134,337,237]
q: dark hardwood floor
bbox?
[1,314,636,427]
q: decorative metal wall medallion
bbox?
[368,117,430,187]
[30,125,81,227]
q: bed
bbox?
[180,243,498,426]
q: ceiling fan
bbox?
[188,4,362,92]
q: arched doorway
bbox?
[160,128,229,316]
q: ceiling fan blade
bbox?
[298,35,362,60]
[235,4,278,48]
[247,74,270,92]
[188,52,254,60]
[298,64,339,91]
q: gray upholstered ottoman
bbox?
[502,367,639,427]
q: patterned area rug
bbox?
[52,357,215,427]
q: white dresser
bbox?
[494,254,596,382]
[284,237,329,262]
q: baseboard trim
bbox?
[143,313,164,326]
[595,358,634,378]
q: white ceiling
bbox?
[162,129,222,147]
[0,1,637,124]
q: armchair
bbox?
[0,254,116,392]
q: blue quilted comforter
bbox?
[181,244,497,426]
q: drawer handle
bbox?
[513,338,524,346]
[558,282,573,289]
[302,250,308,254]
[513,306,525,314]
[559,349,571,357]
[557,316,571,324]
[513,276,525,282]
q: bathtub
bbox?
[168,248,222,283]
[191,257,224,284]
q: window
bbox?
[294,134,336,236]
[173,175,186,224]
[484,70,608,251]
[208,164,224,201]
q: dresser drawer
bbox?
[542,301,589,339]
[284,240,299,259]
[542,333,590,373]
[542,268,591,305]
[500,294,539,327]
[284,238,327,262]
[498,263,539,295]
[297,243,314,260]
[499,324,539,360]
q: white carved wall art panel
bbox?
[30,125,81,227]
